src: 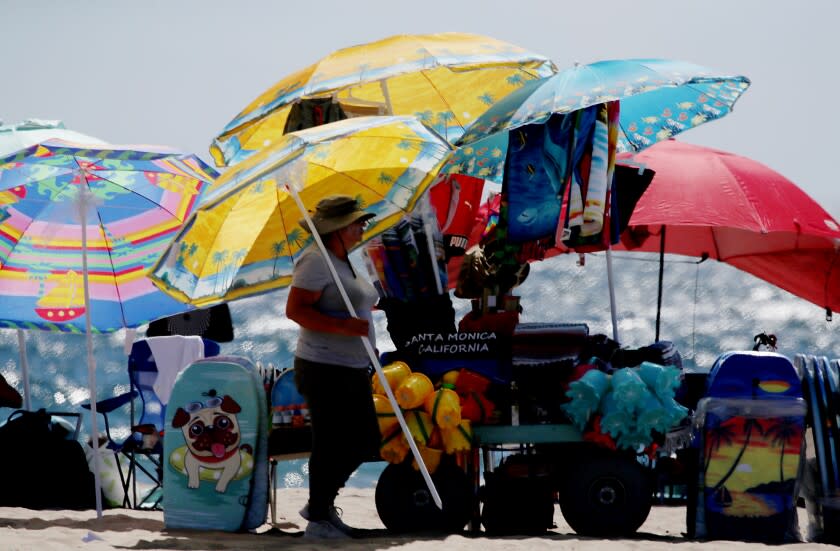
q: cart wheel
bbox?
[558,454,652,537]
[375,459,474,534]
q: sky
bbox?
[2,0,839,218]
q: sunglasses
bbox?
[184,396,223,413]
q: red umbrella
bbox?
[615,139,840,331]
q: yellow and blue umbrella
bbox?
[210,32,556,166]
[448,58,751,182]
[152,115,453,508]
[151,115,451,307]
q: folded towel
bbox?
[148,336,205,405]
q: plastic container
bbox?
[380,429,409,464]
[373,361,412,395]
[440,419,472,454]
[404,410,433,445]
[373,394,399,435]
[395,372,433,409]
[424,388,461,429]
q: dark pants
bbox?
[294,357,381,520]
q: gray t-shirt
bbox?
[291,247,379,368]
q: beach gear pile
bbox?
[373,361,481,473]
[562,361,688,450]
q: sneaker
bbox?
[303,520,349,539]
[300,503,354,535]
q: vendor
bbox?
[285,195,381,539]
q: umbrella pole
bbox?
[419,197,444,295]
[16,329,31,410]
[78,185,104,519]
[655,226,666,342]
[287,184,443,510]
[605,247,620,342]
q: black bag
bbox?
[0,409,96,509]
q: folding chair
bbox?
[84,336,220,509]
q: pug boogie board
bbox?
[163,356,268,531]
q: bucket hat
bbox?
[300,195,375,235]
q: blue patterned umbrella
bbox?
[448,58,750,183]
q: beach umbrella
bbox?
[151,115,452,507]
[614,139,840,335]
[0,119,109,410]
[209,32,556,166]
[441,59,750,340]
[0,140,219,517]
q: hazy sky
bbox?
[3,0,838,216]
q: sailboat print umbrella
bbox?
[0,139,218,517]
[210,32,556,166]
[151,115,452,508]
[0,119,109,410]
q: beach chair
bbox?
[689,351,805,542]
[84,336,220,509]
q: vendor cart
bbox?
[370,317,680,537]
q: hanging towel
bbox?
[148,335,205,405]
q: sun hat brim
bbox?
[299,209,375,235]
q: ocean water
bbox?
[1,252,838,489]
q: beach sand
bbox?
[0,488,831,550]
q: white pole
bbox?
[287,183,443,510]
[16,329,31,410]
[78,183,103,518]
[423,219,444,295]
[605,247,620,343]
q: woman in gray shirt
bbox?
[286,195,382,539]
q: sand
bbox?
[0,488,832,550]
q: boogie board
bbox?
[164,356,268,531]
[817,357,840,492]
[696,351,805,542]
[800,354,831,498]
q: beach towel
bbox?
[148,335,205,405]
[558,102,621,251]
[503,112,575,243]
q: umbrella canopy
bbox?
[210,32,556,166]
[153,115,452,509]
[615,139,840,316]
[448,58,750,183]
[0,119,106,153]
[151,115,452,307]
[0,141,219,331]
[0,120,110,412]
[0,139,218,518]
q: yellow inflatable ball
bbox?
[380,429,409,464]
[395,372,434,410]
[372,394,399,436]
[424,387,462,429]
[372,361,412,395]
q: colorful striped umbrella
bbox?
[0,140,218,517]
[0,119,109,412]
[0,142,218,331]
[210,32,556,166]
